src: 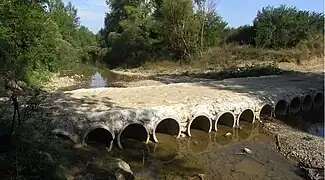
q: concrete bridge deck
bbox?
[45,72,324,150]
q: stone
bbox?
[108,158,134,180]
[243,147,253,154]
[225,132,232,136]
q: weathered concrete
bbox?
[313,92,324,109]
[45,73,324,149]
[152,117,181,143]
[301,94,313,112]
[289,96,301,114]
[213,111,236,131]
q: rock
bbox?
[108,158,134,180]
[243,147,253,154]
[225,132,232,136]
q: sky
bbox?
[63,0,324,33]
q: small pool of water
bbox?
[75,122,303,179]
[57,63,149,91]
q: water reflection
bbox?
[57,64,150,91]
[90,72,107,88]
[150,133,180,164]
[103,122,262,179]
[187,130,212,154]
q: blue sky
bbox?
[63,0,324,33]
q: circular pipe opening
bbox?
[152,118,181,143]
[313,92,324,109]
[187,115,212,137]
[275,100,287,117]
[52,129,76,143]
[259,104,274,120]
[237,109,255,126]
[302,95,313,112]
[214,112,235,131]
[117,123,149,149]
[83,126,114,150]
[52,129,79,144]
[289,97,301,114]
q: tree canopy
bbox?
[0,1,323,81]
[99,1,324,68]
[0,0,98,85]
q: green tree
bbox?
[253,5,324,48]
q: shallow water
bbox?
[57,64,148,91]
[91,122,303,180]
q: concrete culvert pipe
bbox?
[313,92,324,109]
[214,111,235,131]
[82,124,115,151]
[52,129,79,144]
[301,95,313,112]
[259,104,274,120]
[289,96,301,114]
[275,100,288,117]
[187,114,212,137]
[117,123,150,149]
[152,118,181,143]
[237,109,255,126]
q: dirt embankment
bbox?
[113,58,324,78]
[263,121,324,169]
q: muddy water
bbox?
[97,122,304,180]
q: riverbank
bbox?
[42,58,324,91]
[0,59,323,180]
[263,120,324,169]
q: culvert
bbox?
[259,104,274,120]
[275,100,288,117]
[301,95,313,112]
[82,124,115,151]
[152,118,181,143]
[52,129,80,144]
[214,111,236,131]
[313,92,324,109]
[237,109,255,126]
[117,123,150,149]
[187,114,212,137]
[289,96,301,114]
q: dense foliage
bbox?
[0,0,98,85]
[100,0,227,68]
[99,2,324,68]
[0,1,324,79]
